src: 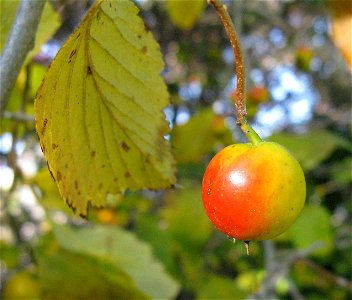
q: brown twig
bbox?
[298,258,352,291]
[208,0,246,124]
[208,0,263,146]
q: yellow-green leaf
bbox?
[35,0,176,216]
[165,0,206,30]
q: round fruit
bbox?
[202,141,306,242]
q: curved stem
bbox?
[208,0,263,145]
[240,121,262,145]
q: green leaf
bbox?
[52,223,179,299]
[165,0,206,30]
[0,241,21,269]
[135,214,177,274]
[172,109,233,163]
[161,181,213,253]
[269,130,349,171]
[330,157,352,185]
[284,204,333,257]
[196,274,247,299]
[35,0,176,216]
[37,246,148,299]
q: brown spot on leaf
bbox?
[57,171,62,182]
[141,46,147,54]
[113,178,118,182]
[75,180,78,189]
[52,143,58,150]
[69,49,77,59]
[102,164,105,168]
[121,142,130,151]
[87,66,92,75]
[41,118,48,135]
[124,171,131,178]
[91,150,96,157]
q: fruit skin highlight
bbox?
[202,141,306,241]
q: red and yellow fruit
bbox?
[202,141,306,243]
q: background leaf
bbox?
[52,223,179,299]
[37,245,148,299]
[165,0,206,30]
[161,181,214,253]
[196,274,247,299]
[280,205,334,258]
[35,0,176,216]
[269,130,349,171]
[172,109,233,163]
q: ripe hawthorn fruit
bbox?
[202,141,306,253]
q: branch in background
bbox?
[0,0,45,113]
[298,258,352,291]
[248,242,325,300]
[3,111,35,122]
